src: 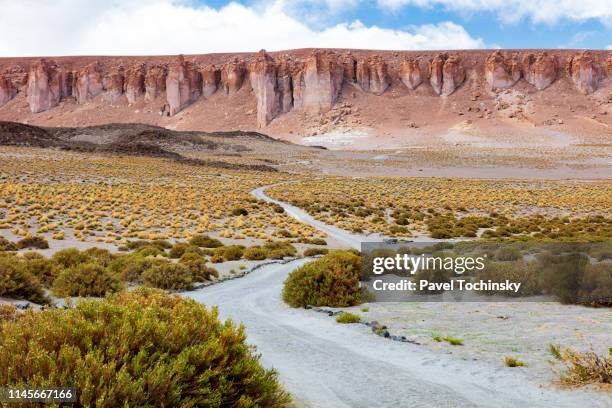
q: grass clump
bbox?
[16,235,49,249]
[504,357,528,367]
[433,335,464,346]
[189,234,223,248]
[179,253,219,281]
[282,250,362,308]
[549,343,611,387]
[0,289,291,407]
[303,247,328,257]
[211,245,244,263]
[142,260,193,290]
[0,237,16,251]
[52,263,122,297]
[336,312,361,324]
[0,255,48,304]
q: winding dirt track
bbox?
[183,186,610,408]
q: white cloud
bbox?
[377,0,612,25]
[0,0,484,57]
[607,45,612,50]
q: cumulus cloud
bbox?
[377,0,612,25]
[0,0,484,57]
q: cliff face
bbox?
[0,48,610,129]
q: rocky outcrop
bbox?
[201,65,219,98]
[26,59,65,113]
[568,52,602,94]
[399,58,423,90]
[0,75,16,107]
[144,65,167,102]
[607,56,612,77]
[297,50,343,113]
[75,62,103,104]
[430,53,465,96]
[249,51,280,128]
[276,56,294,114]
[356,56,390,95]
[103,68,124,100]
[485,51,521,89]
[221,58,246,94]
[125,64,145,104]
[341,54,356,83]
[166,55,201,116]
[522,52,557,90]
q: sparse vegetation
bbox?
[336,312,361,324]
[504,357,527,367]
[549,343,611,387]
[433,335,464,346]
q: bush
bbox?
[495,246,522,261]
[52,248,90,268]
[549,343,611,386]
[16,235,49,250]
[169,242,189,259]
[0,257,48,304]
[211,245,244,263]
[52,263,122,297]
[179,253,218,281]
[336,312,361,324]
[0,237,16,251]
[303,248,328,257]
[282,251,362,308]
[475,260,541,297]
[189,234,223,248]
[231,207,249,216]
[135,245,165,257]
[108,254,155,283]
[142,260,193,290]
[262,241,296,260]
[0,289,291,407]
[22,255,60,286]
[244,246,268,261]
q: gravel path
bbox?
[182,186,610,408]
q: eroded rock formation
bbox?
[249,51,280,128]
[0,75,16,107]
[221,58,246,94]
[75,62,103,104]
[296,50,343,113]
[522,52,557,90]
[144,65,167,102]
[277,56,294,114]
[430,53,465,96]
[166,55,201,116]
[568,51,602,94]
[485,51,521,89]
[201,65,220,98]
[103,68,124,100]
[356,56,390,95]
[400,58,423,90]
[26,59,64,113]
[125,64,145,104]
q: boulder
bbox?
[221,58,246,94]
[75,62,103,104]
[125,64,145,104]
[249,50,280,128]
[569,51,602,94]
[201,65,220,98]
[166,55,200,116]
[144,65,167,102]
[0,74,16,107]
[485,51,521,89]
[297,50,343,113]
[26,59,64,113]
[103,67,124,100]
[522,52,557,90]
[356,56,390,95]
[400,58,423,90]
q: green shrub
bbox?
[52,263,122,297]
[0,289,291,407]
[82,247,116,266]
[16,235,49,249]
[475,260,541,297]
[549,343,611,386]
[504,357,527,367]
[495,246,522,261]
[22,255,60,286]
[433,335,463,346]
[303,248,328,257]
[244,246,268,261]
[336,312,361,324]
[179,253,219,281]
[189,235,223,248]
[0,257,48,304]
[142,261,193,290]
[52,248,90,268]
[282,251,362,308]
[108,254,155,283]
[263,241,296,259]
[169,242,189,259]
[211,245,244,263]
[0,237,16,251]
[578,263,612,307]
[135,245,165,257]
[231,207,249,216]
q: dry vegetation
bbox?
[267,177,612,240]
[0,147,322,246]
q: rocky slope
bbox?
[0,48,610,144]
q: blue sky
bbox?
[0,0,610,56]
